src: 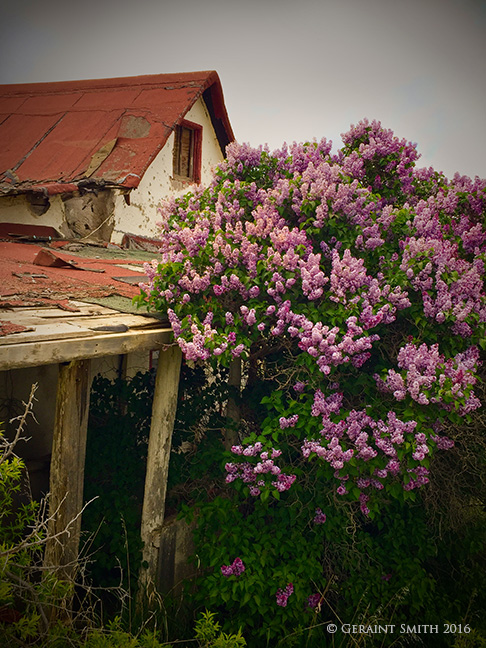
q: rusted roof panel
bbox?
[132,87,194,108]
[0,114,62,176]
[73,89,141,110]
[0,71,235,196]
[93,125,172,185]
[16,110,123,182]
[19,93,82,115]
[0,96,28,113]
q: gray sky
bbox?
[1,0,485,179]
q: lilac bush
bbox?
[137,118,486,517]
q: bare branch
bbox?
[1,383,38,467]
[0,496,98,560]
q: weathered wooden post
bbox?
[138,344,182,601]
[44,359,92,578]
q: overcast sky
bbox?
[1,0,485,179]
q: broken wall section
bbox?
[0,188,116,244]
[61,189,115,242]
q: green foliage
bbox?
[165,362,229,514]
[453,631,486,648]
[82,617,171,647]
[0,418,43,642]
[0,393,77,645]
[170,365,486,646]
[83,371,155,592]
[195,610,246,647]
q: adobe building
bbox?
[0,70,235,596]
[0,71,234,245]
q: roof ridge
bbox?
[0,71,219,96]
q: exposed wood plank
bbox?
[34,303,145,318]
[38,302,117,316]
[0,303,162,347]
[44,359,92,579]
[0,314,161,336]
[0,322,99,346]
[0,327,173,370]
[0,308,154,325]
[13,308,109,320]
[138,344,182,597]
[54,314,161,329]
[0,312,78,325]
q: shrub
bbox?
[0,386,81,644]
[136,119,486,644]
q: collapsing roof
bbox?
[0,238,170,370]
[0,70,234,197]
[0,239,152,304]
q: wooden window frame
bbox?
[172,119,202,184]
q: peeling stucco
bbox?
[61,190,115,242]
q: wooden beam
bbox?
[44,359,92,579]
[0,328,173,371]
[138,344,182,597]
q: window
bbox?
[172,120,202,183]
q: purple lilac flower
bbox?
[307,593,321,609]
[221,557,245,577]
[276,583,294,607]
[279,414,299,429]
[313,508,327,524]
[226,444,295,495]
[273,473,297,492]
[359,493,371,516]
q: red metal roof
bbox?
[0,71,234,196]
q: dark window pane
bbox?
[173,125,194,179]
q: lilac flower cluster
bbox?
[276,583,294,607]
[221,557,245,577]
[301,401,439,499]
[307,593,322,610]
[403,466,430,491]
[313,508,327,524]
[340,118,420,196]
[279,414,299,429]
[400,235,486,331]
[376,343,481,413]
[226,443,296,496]
[359,493,371,516]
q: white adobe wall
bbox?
[0,193,66,235]
[111,96,224,243]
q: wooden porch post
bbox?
[44,359,92,578]
[138,344,182,598]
